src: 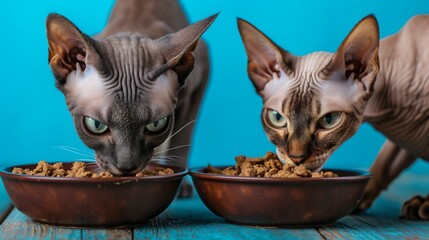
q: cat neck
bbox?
[363,37,415,124]
[98,0,189,38]
[362,63,390,123]
[363,36,429,159]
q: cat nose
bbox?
[115,161,140,174]
[118,166,137,172]
[288,154,306,164]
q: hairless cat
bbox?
[237,15,429,219]
[46,0,217,197]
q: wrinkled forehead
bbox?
[263,53,330,111]
[318,73,361,114]
[264,81,320,129]
[63,64,176,122]
[98,35,178,102]
[108,99,170,126]
[61,34,178,111]
[63,64,113,120]
[263,52,356,115]
[100,33,162,67]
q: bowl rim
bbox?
[189,165,371,183]
[0,161,188,183]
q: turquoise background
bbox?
[0,0,429,176]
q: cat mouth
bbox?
[94,154,149,176]
[276,148,334,172]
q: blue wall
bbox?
[1,0,428,174]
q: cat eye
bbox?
[83,116,109,134]
[318,112,343,129]
[145,117,169,134]
[266,109,288,128]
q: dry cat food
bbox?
[208,151,338,178]
[12,161,174,178]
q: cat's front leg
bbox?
[357,140,416,211]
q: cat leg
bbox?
[169,43,209,198]
[357,140,417,211]
[401,194,429,220]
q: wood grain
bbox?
[134,198,324,240]
[0,208,81,240]
[318,215,429,239]
[81,229,133,240]
[0,209,133,240]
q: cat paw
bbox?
[353,184,379,213]
[350,205,366,215]
[351,197,372,215]
[177,180,194,198]
[401,194,429,220]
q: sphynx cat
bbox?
[47,0,217,197]
[237,15,429,219]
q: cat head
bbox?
[46,13,217,175]
[237,15,379,171]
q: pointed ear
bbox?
[324,15,380,92]
[46,13,102,85]
[237,18,296,93]
[149,13,218,85]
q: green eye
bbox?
[267,109,287,128]
[145,117,168,133]
[318,112,343,129]
[83,116,109,134]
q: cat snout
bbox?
[287,154,307,164]
[117,165,138,172]
[115,161,145,174]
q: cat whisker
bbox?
[150,153,185,165]
[53,146,95,158]
[164,119,197,142]
[73,158,96,162]
[152,152,184,159]
[56,145,85,151]
[151,155,181,162]
[161,155,183,159]
[55,145,94,155]
[150,158,179,164]
[153,144,191,155]
[161,154,182,159]
[151,157,177,162]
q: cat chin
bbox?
[275,148,332,172]
[96,159,123,176]
[95,154,148,176]
[303,158,328,172]
[275,148,297,166]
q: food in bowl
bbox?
[190,164,371,227]
[0,162,186,227]
[208,151,337,178]
[12,160,174,178]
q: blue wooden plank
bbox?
[318,214,429,239]
[0,208,81,240]
[317,172,429,239]
[134,197,324,240]
[0,208,134,240]
[82,229,133,240]
[0,180,12,224]
[368,173,429,218]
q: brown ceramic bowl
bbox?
[190,166,371,227]
[0,162,187,227]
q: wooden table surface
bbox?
[0,173,428,240]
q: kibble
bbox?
[208,152,338,178]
